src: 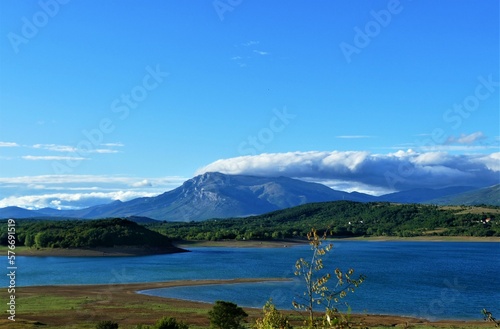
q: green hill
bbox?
[149,201,500,239]
[0,218,185,253]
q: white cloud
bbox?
[0,142,19,147]
[413,144,498,152]
[474,153,500,172]
[456,132,486,144]
[242,41,259,47]
[411,152,450,166]
[444,131,487,145]
[336,135,375,139]
[196,151,500,193]
[100,142,124,147]
[32,143,122,154]
[0,174,186,187]
[50,199,62,209]
[301,177,393,196]
[33,144,77,152]
[22,155,89,161]
[231,41,268,67]
[0,175,187,209]
[391,131,497,152]
[322,151,368,172]
[93,148,120,154]
[0,191,159,210]
[131,179,152,188]
[253,50,269,55]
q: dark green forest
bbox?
[0,218,176,249]
[1,202,498,249]
[147,201,499,240]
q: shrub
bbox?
[293,228,365,328]
[155,316,189,329]
[255,300,292,329]
[208,300,248,329]
[96,320,119,329]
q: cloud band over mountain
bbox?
[1,150,498,210]
[196,150,500,194]
[0,175,187,210]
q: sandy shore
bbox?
[334,236,500,242]
[177,238,308,248]
[3,279,492,329]
[178,236,500,248]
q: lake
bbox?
[7,241,500,320]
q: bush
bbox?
[255,300,292,329]
[293,228,364,328]
[208,300,248,329]
[155,316,189,329]
[96,320,119,329]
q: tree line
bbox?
[147,201,499,240]
[1,202,498,249]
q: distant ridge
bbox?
[0,173,374,221]
[0,173,496,221]
[73,172,373,221]
[0,206,45,218]
[429,184,500,206]
[377,186,477,203]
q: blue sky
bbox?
[0,0,498,210]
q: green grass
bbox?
[94,301,209,315]
[442,206,500,215]
[370,326,488,329]
[0,245,29,253]
[17,295,96,313]
[0,322,98,329]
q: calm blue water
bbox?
[5,241,500,320]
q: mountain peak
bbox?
[11,173,365,221]
[2,174,495,221]
[192,171,229,185]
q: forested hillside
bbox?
[0,218,180,249]
[1,202,498,250]
[147,201,499,240]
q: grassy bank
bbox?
[0,245,187,257]
[1,280,494,329]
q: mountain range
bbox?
[0,172,497,221]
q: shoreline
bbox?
[8,236,499,257]
[7,279,492,329]
[10,245,188,257]
[177,236,500,248]
[332,235,500,242]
